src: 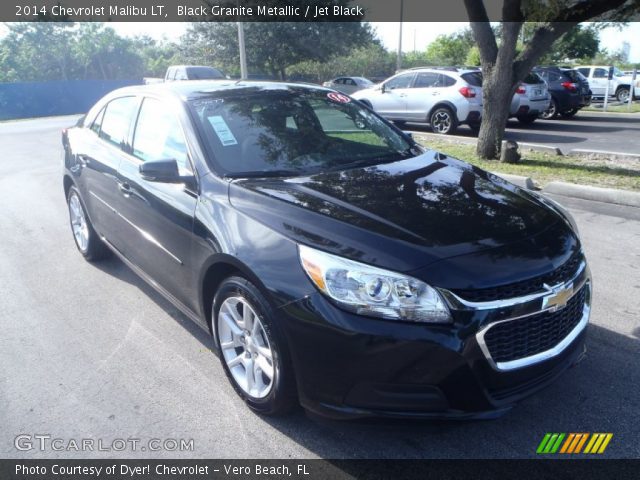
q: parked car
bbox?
[322,76,374,94]
[461,70,549,125]
[352,67,483,134]
[533,66,592,119]
[63,81,590,419]
[575,65,640,102]
[165,65,226,82]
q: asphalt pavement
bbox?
[1,116,639,460]
[410,111,640,156]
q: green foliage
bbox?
[465,46,481,66]
[530,24,600,63]
[0,23,180,82]
[182,22,377,79]
[423,29,475,66]
[287,44,395,82]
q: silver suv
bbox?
[352,68,483,135]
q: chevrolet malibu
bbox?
[62,82,591,418]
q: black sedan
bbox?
[62,81,591,418]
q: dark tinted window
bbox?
[414,72,439,88]
[523,73,544,84]
[186,67,225,80]
[99,97,138,148]
[563,70,584,83]
[461,72,483,86]
[593,68,608,78]
[439,74,456,87]
[132,98,191,174]
[577,68,590,77]
[189,89,413,176]
[385,73,414,89]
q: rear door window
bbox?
[413,73,439,88]
[99,97,138,149]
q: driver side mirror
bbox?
[380,83,387,93]
[139,159,184,183]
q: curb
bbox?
[543,181,640,208]
[490,172,537,190]
[567,149,640,161]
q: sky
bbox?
[1,21,639,62]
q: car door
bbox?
[372,72,415,119]
[589,68,609,96]
[115,96,199,309]
[77,96,140,248]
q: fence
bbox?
[0,79,142,120]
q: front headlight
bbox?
[298,245,451,323]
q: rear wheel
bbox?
[429,107,457,135]
[468,121,481,134]
[540,98,558,119]
[560,108,579,118]
[516,114,537,125]
[213,276,296,415]
[67,186,110,261]
[616,87,630,103]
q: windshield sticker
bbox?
[327,92,351,103]
[207,115,238,146]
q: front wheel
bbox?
[429,107,457,135]
[67,186,110,261]
[213,276,296,415]
[616,88,630,103]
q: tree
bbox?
[182,20,376,79]
[531,24,600,64]
[463,0,639,159]
[424,29,475,66]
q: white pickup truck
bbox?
[576,66,640,102]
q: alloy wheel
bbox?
[541,100,557,119]
[431,110,452,133]
[68,192,89,252]
[217,296,275,399]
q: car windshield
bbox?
[523,73,544,84]
[189,88,415,177]
[187,67,225,80]
[460,72,483,86]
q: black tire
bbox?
[212,276,297,416]
[560,108,579,118]
[540,98,558,119]
[468,122,481,134]
[516,114,537,125]
[616,87,630,103]
[66,186,111,261]
[429,107,457,135]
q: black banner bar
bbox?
[6,0,639,22]
[2,459,640,480]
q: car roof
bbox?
[104,81,331,103]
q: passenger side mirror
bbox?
[139,159,183,183]
[380,83,387,93]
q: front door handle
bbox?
[77,154,90,166]
[118,182,132,197]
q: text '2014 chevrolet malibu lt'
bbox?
[62,81,591,419]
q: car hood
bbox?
[228,150,573,274]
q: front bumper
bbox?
[278,259,591,419]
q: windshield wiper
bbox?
[225,169,302,179]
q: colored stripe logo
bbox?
[537,433,613,454]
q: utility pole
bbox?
[237,22,248,79]
[396,0,404,71]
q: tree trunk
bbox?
[476,69,516,159]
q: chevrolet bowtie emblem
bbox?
[543,282,574,312]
